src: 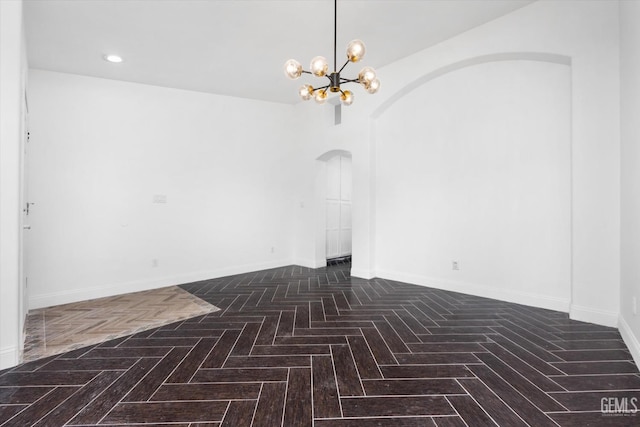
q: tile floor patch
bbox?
[22,285,219,362]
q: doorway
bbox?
[20,89,30,344]
[325,154,352,262]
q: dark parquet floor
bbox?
[1,261,639,426]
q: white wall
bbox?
[294,0,621,326]
[27,70,297,308]
[375,60,571,311]
[619,0,640,366]
[0,0,28,369]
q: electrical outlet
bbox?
[633,296,637,316]
[152,258,158,268]
[452,261,459,271]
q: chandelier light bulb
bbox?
[310,56,329,77]
[341,90,354,106]
[299,84,314,101]
[358,66,376,86]
[284,59,303,79]
[366,78,380,94]
[346,39,366,62]
[314,89,328,104]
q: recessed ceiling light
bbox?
[103,54,123,63]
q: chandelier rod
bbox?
[333,0,337,73]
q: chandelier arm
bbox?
[338,59,350,74]
[302,70,312,75]
[340,78,360,83]
[314,84,330,91]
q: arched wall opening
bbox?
[314,149,353,269]
[369,53,573,312]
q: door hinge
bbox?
[24,202,35,215]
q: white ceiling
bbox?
[24,0,533,104]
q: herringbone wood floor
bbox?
[1,262,639,426]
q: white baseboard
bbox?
[0,346,19,370]
[570,304,619,328]
[28,258,293,310]
[350,268,375,280]
[293,258,326,269]
[619,315,640,368]
[375,268,571,314]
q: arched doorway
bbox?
[325,154,352,263]
[315,150,352,268]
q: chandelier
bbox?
[283,0,380,106]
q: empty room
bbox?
[1,0,640,425]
